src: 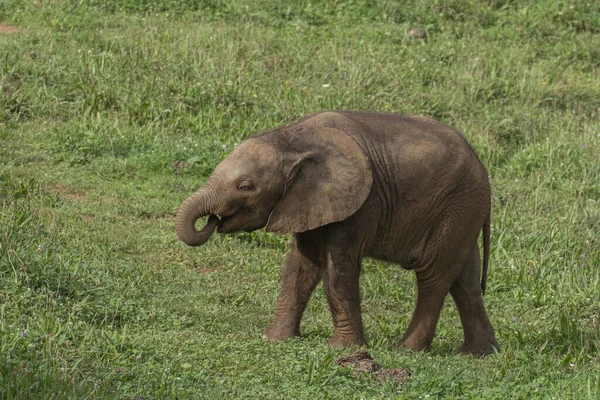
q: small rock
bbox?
[170,160,191,170]
[408,28,427,39]
[29,52,37,60]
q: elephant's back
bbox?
[295,111,481,163]
[292,110,488,193]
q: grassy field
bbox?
[1,0,599,398]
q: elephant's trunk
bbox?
[176,187,219,246]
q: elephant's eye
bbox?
[237,180,255,192]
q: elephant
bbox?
[176,111,498,355]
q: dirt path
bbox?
[0,24,20,34]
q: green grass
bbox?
[1,0,599,398]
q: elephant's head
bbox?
[175,127,373,246]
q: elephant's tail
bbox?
[481,215,491,296]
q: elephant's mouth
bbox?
[216,214,229,231]
[216,208,263,233]
[216,212,237,233]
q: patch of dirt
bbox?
[0,24,20,34]
[44,183,85,202]
[335,349,411,384]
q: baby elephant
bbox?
[176,111,498,355]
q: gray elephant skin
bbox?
[176,111,498,355]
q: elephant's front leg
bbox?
[264,234,324,342]
[323,249,365,348]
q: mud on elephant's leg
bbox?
[450,244,499,356]
[264,233,324,342]
[323,250,365,348]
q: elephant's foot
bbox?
[263,322,300,342]
[327,333,365,348]
[393,333,432,352]
[458,336,499,356]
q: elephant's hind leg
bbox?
[449,244,498,356]
[394,225,476,352]
[264,233,324,342]
[394,272,452,352]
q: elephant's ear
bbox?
[266,127,372,234]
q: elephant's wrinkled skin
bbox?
[176,111,498,355]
